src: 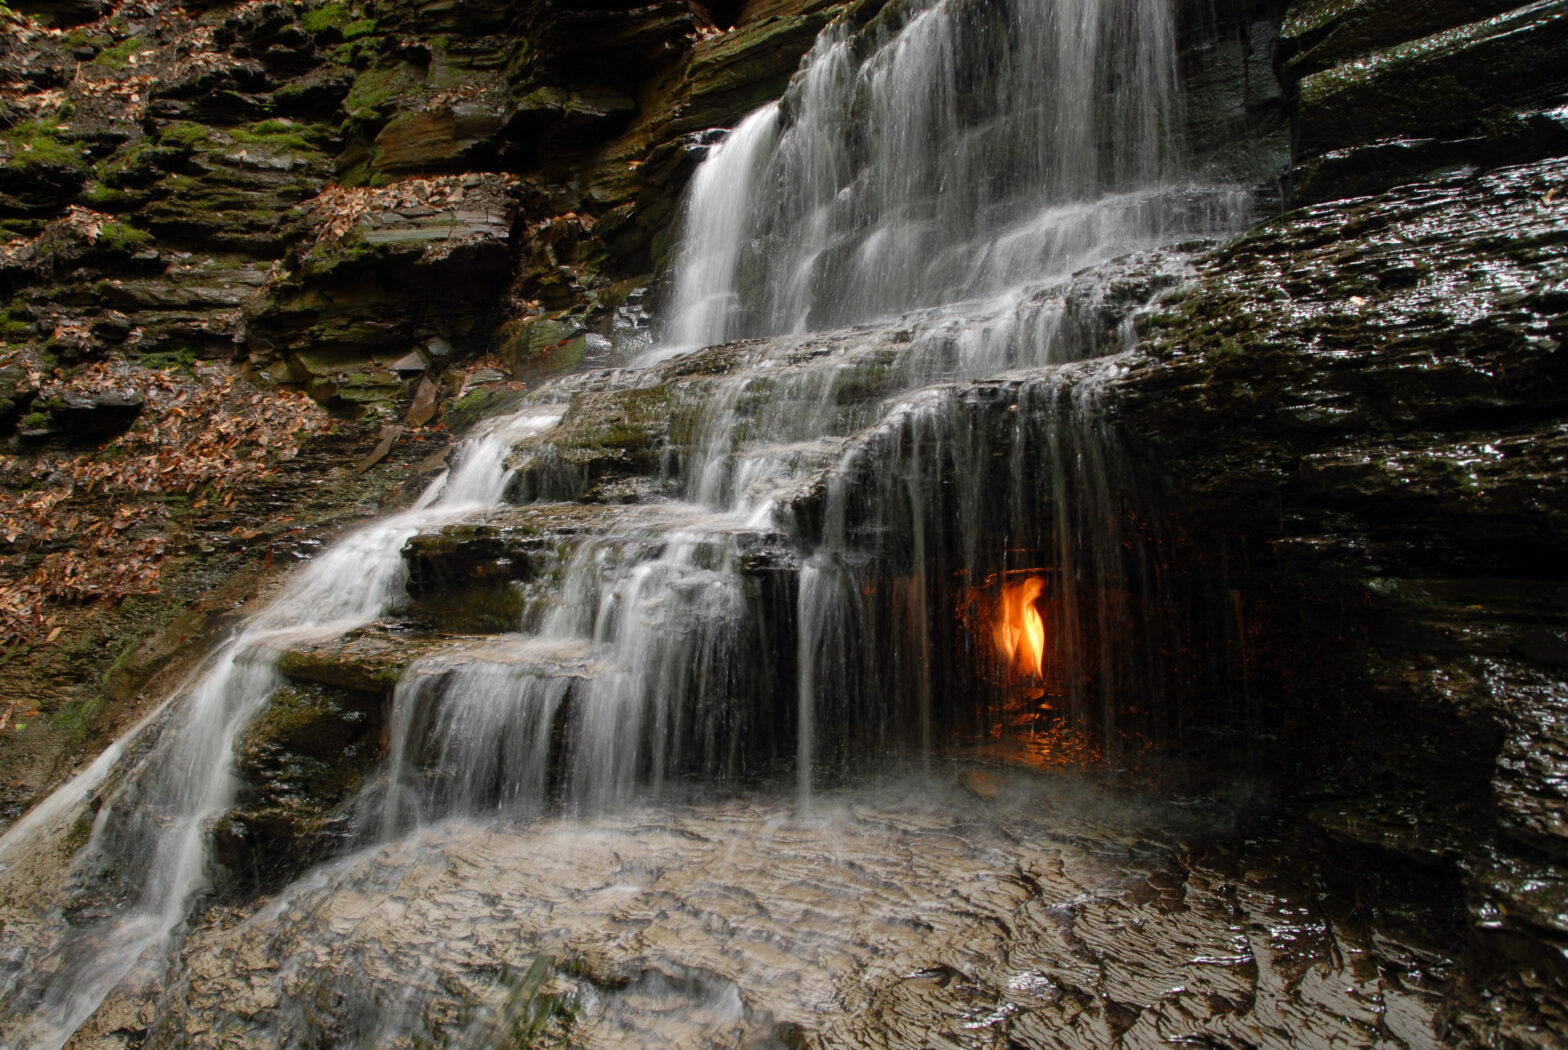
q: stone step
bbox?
[269,624,458,695]
[495,329,913,504]
[398,501,801,633]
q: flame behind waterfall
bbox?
[994,576,1047,680]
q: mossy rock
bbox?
[442,384,532,433]
[214,680,386,890]
[497,315,585,376]
[275,630,416,694]
[1294,3,1568,157]
[0,121,92,172]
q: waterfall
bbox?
[662,0,1230,351]
[0,1,1254,1044]
[0,409,562,1050]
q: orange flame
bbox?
[994,577,1046,679]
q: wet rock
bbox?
[497,314,589,377]
[400,514,564,633]
[1295,2,1568,158]
[1280,0,1526,75]
[1283,0,1568,201]
[505,382,682,503]
[273,625,443,695]
[213,681,387,889]
[441,379,531,433]
[1120,155,1568,1031]
[1177,2,1290,191]
[144,780,1456,1050]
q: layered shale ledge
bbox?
[1121,153,1568,1047]
[0,0,862,417]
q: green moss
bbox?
[229,118,330,153]
[97,221,153,253]
[63,809,95,854]
[158,119,327,157]
[299,2,352,33]
[344,66,415,118]
[830,351,898,405]
[93,141,159,187]
[139,346,198,373]
[300,3,377,39]
[444,385,531,432]
[0,121,86,170]
[247,682,371,757]
[79,180,119,206]
[92,36,144,71]
[19,411,48,430]
[337,158,373,187]
[155,121,213,151]
[52,694,105,741]
[1,300,33,338]
[1205,337,1246,364]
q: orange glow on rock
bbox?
[994,576,1046,679]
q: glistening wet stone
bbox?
[146,774,1454,1050]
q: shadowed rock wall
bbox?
[1116,1,1568,1041]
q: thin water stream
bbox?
[0,1,1433,1047]
[0,409,564,1048]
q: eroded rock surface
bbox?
[146,775,1453,1050]
[1118,155,1568,1048]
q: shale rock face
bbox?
[0,0,867,419]
[1282,0,1568,202]
[242,173,521,410]
[1109,1,1568,1041]
[1121,154,1568,1044]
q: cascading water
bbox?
[0,408,562,1049]
[0,1,1271,1046]
[664,0,1223,349]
